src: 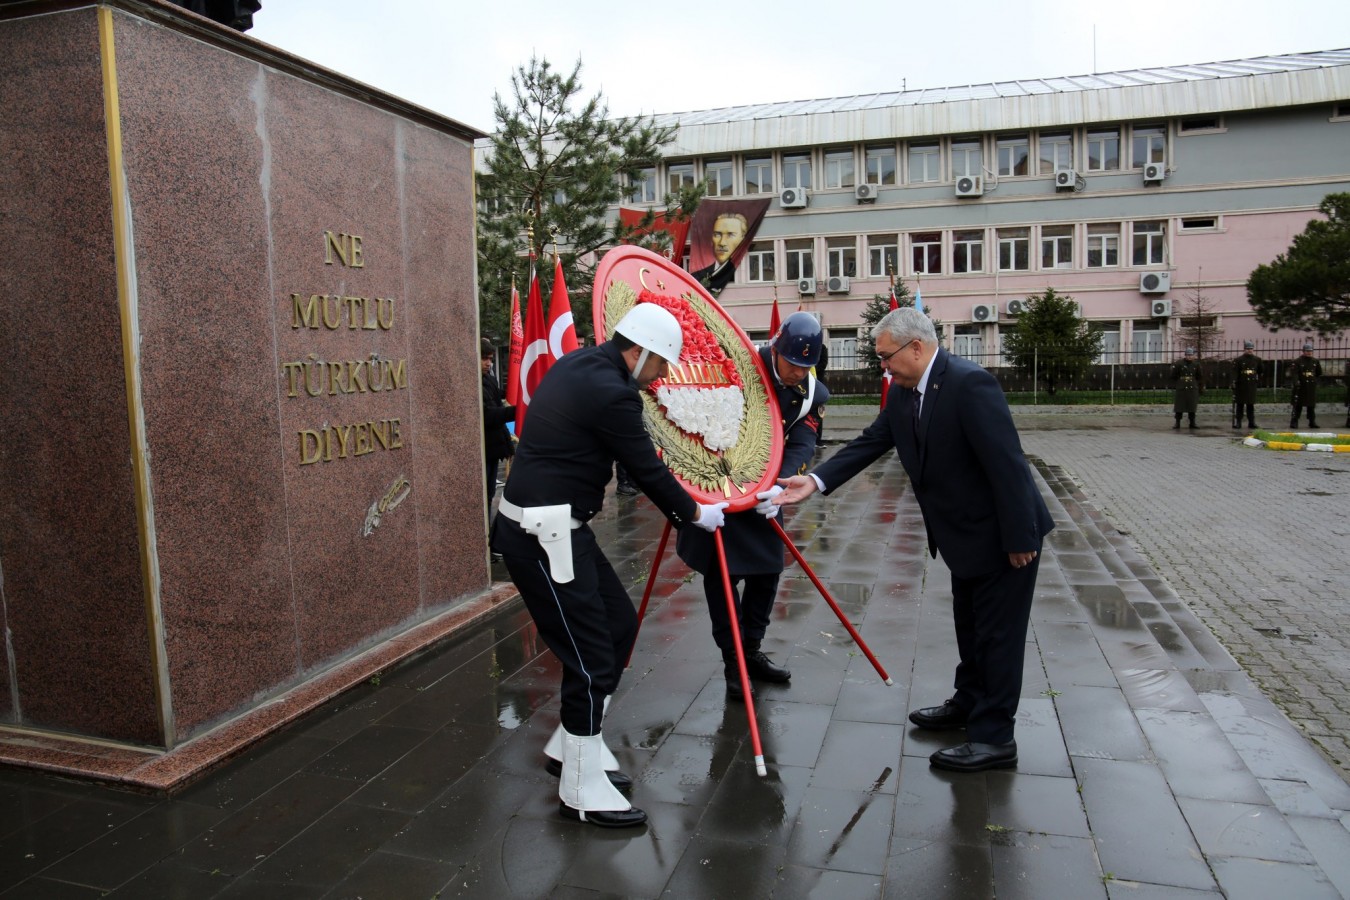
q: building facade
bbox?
[620,49,1350,368]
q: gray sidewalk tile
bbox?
[1209,856,1342,900]
[1056,685,1153,762]
[991,833,1106,900]
[1136,708,1270,804]
[1176,796,1311,863]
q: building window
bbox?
[1179,216,1218,231]
[911,231,942,275]
[997,227,1031,271]
[953,229,984,274]
[1178,117,1222,133]
[908,142,940,183]
[1086,129,1120,171]
[1041,225,1074,268]
[704,159,733,197]
[667,161,695,194]
[868,235,898,278]
[745,156,774,194]
[785,238,814,280]
[826,237,857,278]
[952,324,983,358]
[1039,132,1073,174]
[782,152,812,190]
[1131,320,1162,363]
[1131,124,1165,167]
[1333,103,1350,121]
[629,166,657,203]
[1132,220,1166,265]
[1087,223,1120,267]
[951,139,982,178]
[824,149,856,189]
[1090,321,1122,364]
[865,145,897,185]
[745,242,775,283]
[996,134,1030,177]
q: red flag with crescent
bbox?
[515,261,550,435]
[593,246,783,513]
[547,255,579,362]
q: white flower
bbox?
[657,385,744,451]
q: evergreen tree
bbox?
[1246,192,1350,336]
[1000,287,1102,395]
[476,56,702,344]
[854,284,946,369]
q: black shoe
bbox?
[1310,422,1320,429]
[724,670,756,702]
[1250,423,1259,429]
[929,741,1017,772]
[908,699,969,729]
[744,650,791,684]
[616,483,639,497]
[558,801,647,828]
[544,758,632,792]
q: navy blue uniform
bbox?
[491,342,697,736]
[677,346,829,651]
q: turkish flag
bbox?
[769,293,781,338]
[514,261,550,436]
[505,282,523,408]
[547,255,579,362]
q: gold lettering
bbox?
[349,234,363,268]
[386,359,407,389]
[331,424,353,458]
[322,294,342,329]
[324,231,364,267]
[371,419,391,450]
[348,360,368,393]
[322,426,334,462]
[302,355,324,397]
[299,429,323,464]
[292,293,322,329]
[389,418,403,448]
[282,361,303,397]
[353,422,372,456]
[363,296,379,330]
[376,297,394,330]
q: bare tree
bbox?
[1177,273,1223,358]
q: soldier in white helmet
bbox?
[491,302,727,828]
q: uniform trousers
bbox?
[502,525,634,737]
[950,555,1041,745]
[703,573,779,651]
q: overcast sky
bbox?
[248,1,1350,134]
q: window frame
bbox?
[1131,220,1167,266]
[1086,128,1120,172]
[784,238,815,281]
[781,152,813,190]
[823,148,856,190]
[744,242,776,283]
[867,235,899,278]
[864,144,898,186]
[1038,131,1074,175]
[1087,223,1121,268]
[744,156,774,195]
[704,158,734,197]
[950,138,983,179]
[1130,124,1166,168]
[1040,224,1074,269]
[910,231,943,275]
[995,134,1031,177]
[952,229,984,274]
[997,227,1031,272]
[907,141,941,183]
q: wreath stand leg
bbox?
[625,520,673,670]
[770,519,894,686]
[716,527,768,777]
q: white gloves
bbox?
[754,485,784,518]
[694,501,729,532]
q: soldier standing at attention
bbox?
[1171,346,1203,430]
[1288,341,1323,429]
[1232,340,1262,430]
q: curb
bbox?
[1243,431,1350,452]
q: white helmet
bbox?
[613,303,683,364]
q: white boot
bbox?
[544,698,629,788]
[557,728,646,827]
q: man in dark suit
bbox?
[676,312,830,700]
[491,303,727,827]
[481,338,515,505]
[776,307,1053,772]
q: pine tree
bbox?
[1000,287,1102,395]
[476,56,702,344]
[1246,192,1350,336]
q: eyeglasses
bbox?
[878,339,918,363]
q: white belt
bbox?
[498,499,582,583]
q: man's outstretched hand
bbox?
[774,475,819,505]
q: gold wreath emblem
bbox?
[605,281,772,496]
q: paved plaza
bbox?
[2,403,1349,898]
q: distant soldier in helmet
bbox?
[677,312,831,700]
[1170,346,1203,430]
[1231,340,1262,430]
[491,302,728,829]
[1287,341,1323,429]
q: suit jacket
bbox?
[482,370,515,462]
[494,342,696,558]
[677,346,831,576]
[813,349,1053,579]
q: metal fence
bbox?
[823,337,1350,401]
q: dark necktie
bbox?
[912,392,922,442]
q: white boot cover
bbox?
[546,697,620,771]
[543,723,564,763]
[559,728,630,813]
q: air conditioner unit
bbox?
[855,183,879,202]
[1151,299,1173,318]
[780,187,809,208]
[797,277,817,296]
[1142,162,1166,184]
[1139,271,1171,293]
[972,303,997,323]
[826,275,850,294]
[1006,298,1027,316]
[955,175,983,198]
[1054,169,1079,191]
